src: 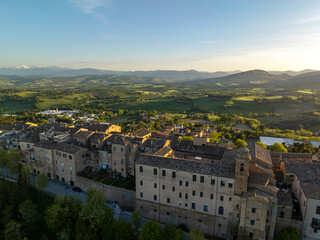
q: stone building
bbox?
[284,161,320,240]
[135,141,278,240]
[53,142,88,186]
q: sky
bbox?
[1,0,320,71]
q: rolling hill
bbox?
[191,70,291,88]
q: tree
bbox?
[256,141,267,148]
[131,211,141,238]
[35,173,48,193]
[279,226,300,240]
[270,142,288,153]
[4,220,23,240]
[111,220,135,240]
[6,149,22,176]
[209,132,221,143]
[75,189,113,240]
[188,229,204,240]
[0,148,9,176]
[234,139,247,148]
[139,221,162,240]
[45,196,82,239]
[19,166,31,187]
[161,224,184,240]
[19,200,39,231]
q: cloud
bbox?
[299,15,320,24]
[201,40,216,45]
[68,0,111,23]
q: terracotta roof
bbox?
[141,138,168,149]
[105,134,134,145]
[74,130,94,139]
[154,147,172,157]
[248,142,272,167]
[53,142,87,154]
[285,162,320,200]
[89,133,109,144]
[134,128,151,137]
[136,154,235,178]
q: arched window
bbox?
[218,206,224,215]
[280,211,284,218]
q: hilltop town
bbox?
[0,121,319,240]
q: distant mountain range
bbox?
[191,70,320,89]
[0,66,319,89]
[0,66,241,81]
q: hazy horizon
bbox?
[1,0,320,71]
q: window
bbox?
[200,176,204,183]
[250,220,255,225]
[113,147,116,151]
[162,185,165,190]
[162,170,166,176]
[229,197,232,201]
[172,171,176,178]
[154,183,157,188]
[228,182,233,188]
[192,202,196,210]
[63,153,67,158]
[203,204,208,212]
[240,163,244,172]
[140,192,143,198]
[179,180,182,186]
[179,192,182,198]
[220,195,224,201]
[121,159,124,164]
[139,166,143,173]
[121,148,124,152]
[185,181,189,187]
[185,202,188,207]
[249,233,253,239]
[69,167,72,170]
[192,175,197,182]
[237,213,240,218]
[280,211,284,218]
[218,206,224,215]
[61,163,64,167]
[167,198,170,204]
[252,208,256,213]
[154,168,157,175]
[211,177,215,185]
[210,194,214,199]
[221,180,225,186]
[317,206,320,214]
[185,193,188,199]
[140,181,143,186]
[154,195,157,201]
[192,190,196,196]
[200,192,203,198]
[69,155,72,160]
[172,186,175,192]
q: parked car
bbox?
[72,186,82,193]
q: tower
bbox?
[234,147,250,195]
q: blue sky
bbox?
[1,0,320,71]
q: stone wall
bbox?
[76,176,136,207]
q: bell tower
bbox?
[234,147,250,195]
